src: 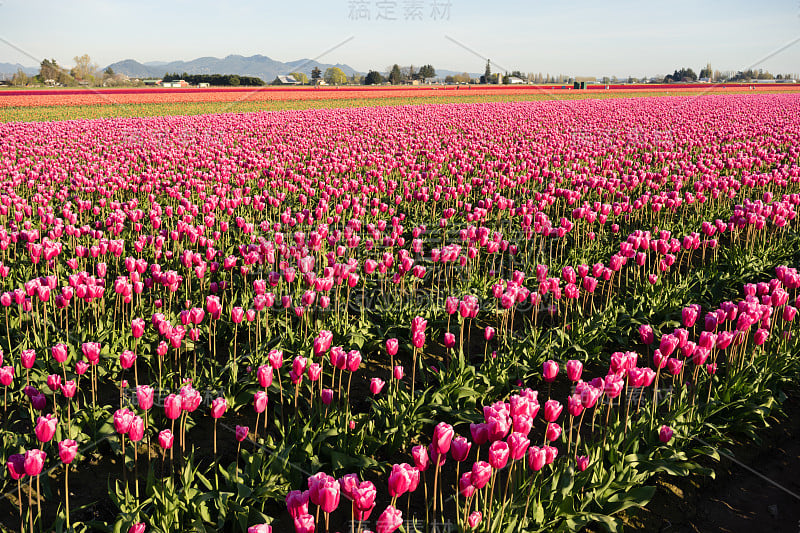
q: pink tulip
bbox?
[353,480,377,520]
[682,305,699,328]
[488,440,510,469]
[638,324,654,344]
[467,511,482,528]
[544,399,563,422]
[412,444,429,471]
[51,343,69,364]
[35,414,58,443]
[659,425,674,443]
[388,463,413,497]
[81,342,101,365]
[257,365,273,388]
[386,338,399,356]
[318,477,340,513]
[211,397,227,418]
[235,425,249,442]
[24,449,46,476]
[370,378,385,395]
[321,389,333,405]
[60,380,76,398]
[129,416,145,442]
[21,349,36,369]
[114,408,134,434]
[443,332,456,349]
[131,318,145,338]
[136,385,154,410]
[47,374,61,392]
[566,359,583,382]
[450,436,471,462]
[286,489,310,518]
[292,514,315,533]
[376,505,403,533]
[527,446,547,471]
[542,360,559,382]
[119,350,136,370]
[0,366,13,386]
[254,391,268,413]
[158,429,174,449]
[268,349,283,369]
[58,439,78,464]
[546,423,562,442]
[459,471,476,497]
[164,394,182,420]
[469,461,492,489]
[432,422,454,454]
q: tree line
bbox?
[7,54,796,88]
[663,64,795,83]
[162,73,265,87]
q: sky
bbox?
[1,0,799,78]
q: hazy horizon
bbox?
[1,0,799,78]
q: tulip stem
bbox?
[16,480,22,531]
[602,398,613,448]
[235,442,240,483]
[65,466,70,530]
[134,446,139,500]
[431,460,441,524]
[28,477,33,533]
[573,410,586,458]
[650,367,662,430]
[36,475,41,533]
[422,470,429,525]
[497,460,515,528]
[411,347,418,398]
[454,462,460,526]
[485,470,496,531]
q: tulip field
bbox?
[2,84,798,124]
[1,92,800,533]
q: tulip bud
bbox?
[468,511,482,528]
[369,378,385,395]
[542,360,559,382]
[158,429,174,449]
[211,397,227,418]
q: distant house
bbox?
[507,76,525,84]
[273,75,301,85]
[402,79,420,86]
[198,82,210,88]
[162,80,189,88]
[142,79,162,86]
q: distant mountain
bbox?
[0,56,483,84]
[106,54,363,82]
[0,62,38,79]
